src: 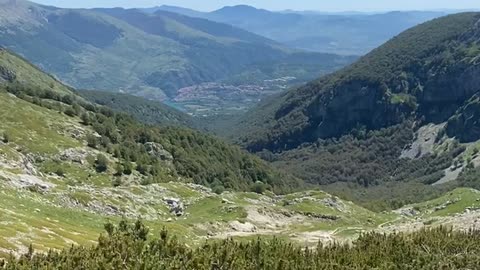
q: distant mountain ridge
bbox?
[0,1,352,104]
[145,5,449,55]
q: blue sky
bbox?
[31,0,480,12]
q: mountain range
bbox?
[0,0,353,114]
[147,5,449,55]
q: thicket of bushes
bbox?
[3,220,480,269]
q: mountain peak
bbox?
[213,5,270,15]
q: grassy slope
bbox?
[0,88,381,253]
[0,49,71,95]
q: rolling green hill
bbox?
[77,90,197,129]
[0,0,353,109]
[0,46,421,256]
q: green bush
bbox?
[114,163,124,176]
[2,132,9,143]
[251,181,266,194]
[212,185,225,195]
[55,167,65,177]
[95,154,108,173]
[86,134,98,149]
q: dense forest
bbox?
[3,220,480,269]
[262,122,466,210]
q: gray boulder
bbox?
[145,142,173,161]
[164,197,185,216]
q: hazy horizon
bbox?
[30,0,480,12]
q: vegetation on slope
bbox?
[216,13,480,210]
[3,82,300,193]
[77,90,197,129]
[3,220,480,269]
[0,47,301,193]
[0,49,71,95]
[258,122,465,210]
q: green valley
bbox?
[0,0,354,115]
[1,1,480,268]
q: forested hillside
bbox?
[227,12,480,209]
[77,90,197,129]
[0,47,300,193]
[236,12,480,152]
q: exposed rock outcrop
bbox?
[0,65,16,82]
[145,142,173,162]
[164,197,184,216]
[58,148,89,164]
[446,94,480,142]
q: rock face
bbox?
[401,123,445,159]
[306,80,410,140]
[145,142,173,162]
[0,170,55,192]
[446,94,480,143]
[0,65,16,82]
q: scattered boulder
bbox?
[11,174,54,192]
[321,197,346,212]
[0,65,16,82]
[22,155,38,175]
[222,198,234,204]
[58,148,89,164]
[145,142,173,161]
[229,221,257,233]
[164,197,184,216]
[395,207,418,217]
[68,128,85,139]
